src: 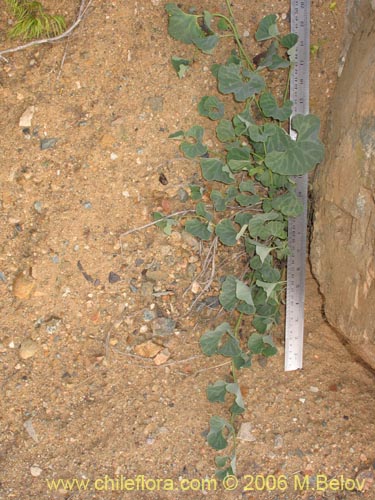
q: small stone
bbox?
[181,231,199,250]
[299,398,306,403]
[40,138,58,150]
[108,271,121,283]
[143,309,156,321]
[12,273,35,299]
[19,339,38,359]
[177,188,189,202]
[19,106,35,127]
[145,269,166,282]
[153,348,171,365]
[110,152,118,160]
[274,434,283,448]
[33,201,43,213]
[30,466,42,477]
[191,281,201,294]
[0,271,6,283]
[134,341,163,358]
[309,386,319,393]
[141,282,154,298]
[151,317,176,336]
[238,422,256,442]
[24,419,39,442]
[146,96,164,112]
[83,201,92,209]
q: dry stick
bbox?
[0,0,93,60]
[120,210,195,238]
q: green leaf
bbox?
[218,18,230,30]
[256,41,290,70]
[248,123,277,143]
[168,130,184,139]
[165,3,203,43]
[200,322,232,355]
[189,184,204,200]
[256,279,280,300]
[171,56,191,78]
[265,114,324,175]
[227,146,252,172]
[253,243,274,264]
[200,158,235,184]
[216,119,236,142]
[255,14,279,41]
[248,211,280,239]
[207,381,227,403]
[207,416,232,450]
[236,193,260,207]
[210,190,227,211]
[259,93,293,121]
[181,125,208,158]
[218,63,266,102]
[281,33,298,49]
[239,180,255,193]
[219,276,237,310]
[248,332,264,353]
[194,34,220,53]
[198,96,224,120]
[232,352,252,369]
[218,335,242,357]
[261,264,281,282]
[215,219,238,246]
[266,220,287,239]
[196,202,213,221]
[152,212,177,235]
[252,315,273,334]
[215,455,230,468]
[185,219,212,240]
[235,280,254,307]
[271,191,303,217]
[226,382,245,411]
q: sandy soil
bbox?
[1,1,375,499]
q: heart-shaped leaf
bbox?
[218,63,266,102]
[265,114,324,175]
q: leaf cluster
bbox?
[165,2,324,478]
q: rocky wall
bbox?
[311,0,375,368]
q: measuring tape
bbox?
[284,0,310,371]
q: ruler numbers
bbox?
[284,0,310,371]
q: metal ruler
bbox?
[284,0,310,371]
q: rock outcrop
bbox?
[311,0,375,369]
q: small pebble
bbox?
[108,271,121,283]
[274,434,283,448]
[19,339,38,359]
[33,201,42,213]
[177,188,189,202]
[309,386,319,393]
[40,138,58,150]
[30,466,42,477]
[110,152,118,160]
[83,201,92,209]
[0,272,6,283]
[143,309,156,321]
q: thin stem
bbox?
[213,11,254,71]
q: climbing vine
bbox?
[163,2,324,478]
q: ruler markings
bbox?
[284,0,310,371]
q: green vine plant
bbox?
[163,2,324,479]
[5,0,66,40]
